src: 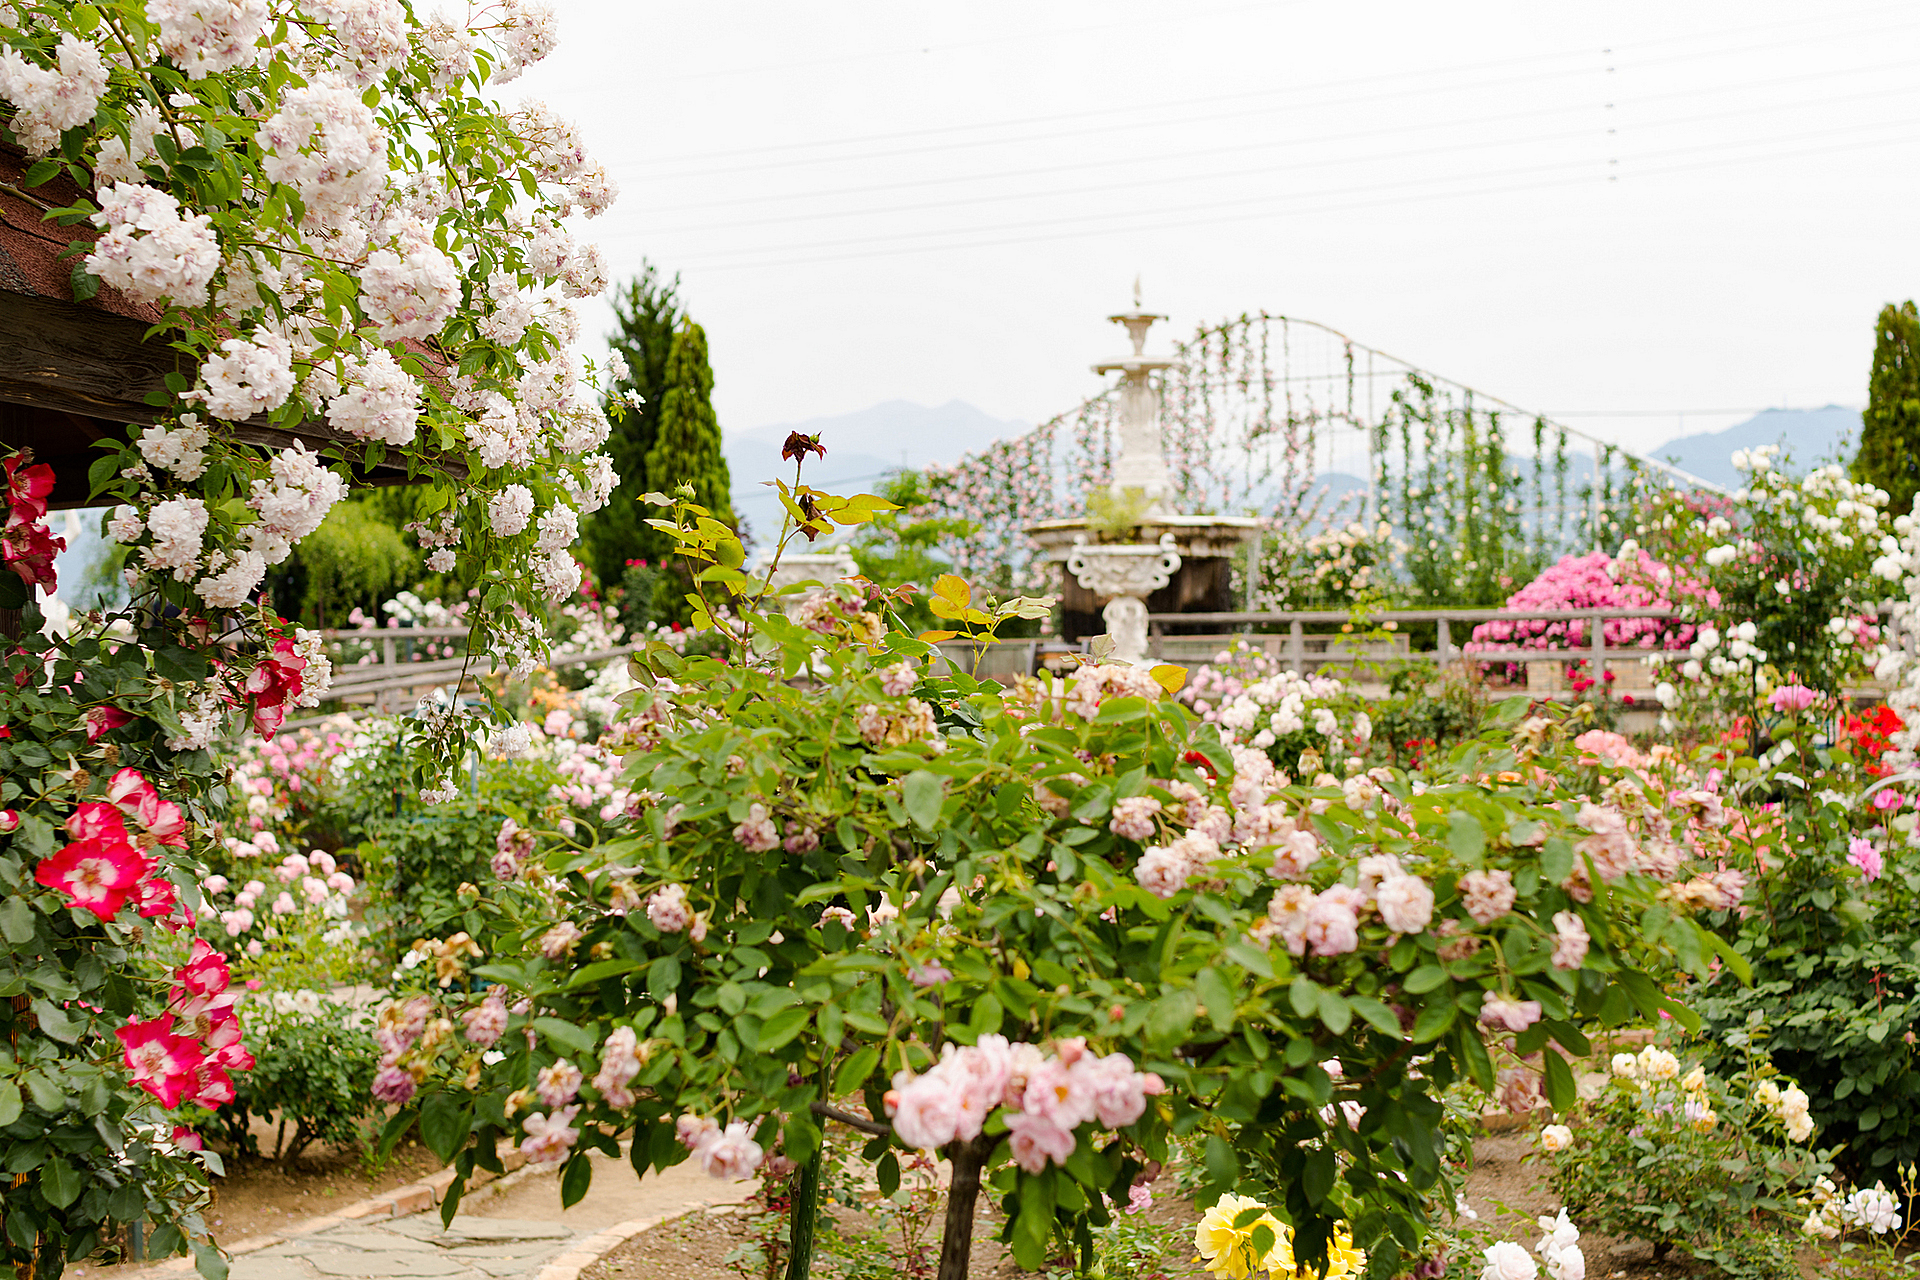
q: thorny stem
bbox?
[748,456,809,614]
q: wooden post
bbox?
[1289,619,1304,674]
[1436,616,1452,669]
[1589,611,1604,689]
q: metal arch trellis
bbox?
[920,312,1725,597]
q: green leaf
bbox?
[834,1045,880,1096]
[1302,1147,1337,1206]
[877,1152,900,1197]
[1195,967,1235,1034]
[1540,837,1574,886]
[1316,989,1352,1035]
[70,261,99,302]
[419,1093,470,1163]
[0,897,34,946]
[1543,1052,1576,1113]
[41,1156,82,1208]
[1403,964,1448,994]
[191,1239,230,1280]
[1348,996,1402,1037]
[31,1000,80,1043]
[1144,990,1196,1046]
[560,1152,593,1207]
[1203,1134,1238,1187]
[0,1081,19,1127]
[1410,1001,1454,1043]
[532,1017,597,1055]
[902,772,945,831]
[1446,811,1485,864]
[1223,941,1273,979]
[757,1007,812,1053]
[1289,976,1319,1019]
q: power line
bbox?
[635,62,1917,217]
[670,125,1920,273]
[657,0,1289,85]
[665,117,1918,268]
[624,15,1918,180]
[630,79,1916,238]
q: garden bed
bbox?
[578,1134,1866,1280]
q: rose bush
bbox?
[365,480,1752,1280]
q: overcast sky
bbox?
[516,1,1920,459]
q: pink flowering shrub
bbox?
[363,492,1743,1280]
[1467,549,1704,654]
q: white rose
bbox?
[1538,1124,1573,1153]
[1481,1240,1538,1280]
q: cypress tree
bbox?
[580,263,684,591]
[645,320,734,526]
[1853,300,1920,515]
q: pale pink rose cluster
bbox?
[461,990,508,1047]
[324,348,422,445]
[149,0,271,79]
[734,803,779,853]
[1108,796,1162,841]
[1459,869,1517,925]
[855,698,939,748]
[494,817,535,879]
[0,34,107,153]
[520,1105,580,1165]
[594,1026,641,1108]
[1132,831,1220,899]
[676,1113,765,1180]
[883,1036,1165,1174]
[1480,990,1544,1033]
[646,883,692,933]
[1063,665,1164,720]
[1550,911,1590,969]
[1252,854,1436,954]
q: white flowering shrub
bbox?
[3,0,622,781]
[1630,448,1895,740]
[0,4,629,1269]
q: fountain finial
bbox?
[1132,274,1142,308]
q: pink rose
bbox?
[1459,869,1517,925]
[1005,1112,1076,1173]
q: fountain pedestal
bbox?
[1027,292,1261,655]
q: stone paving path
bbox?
[228,1216,580,1280]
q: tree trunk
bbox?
[782,1145,821,1280]
[935,1135,997,1280]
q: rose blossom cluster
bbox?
[116,939,256,1111]
[35,770,190,922]
[675,1113,766,1180]
[2,452,63,593]
[855,697,939,748]
[1181,643,1349,755]
[85,184,223,308]
[884,1035,1165,1174]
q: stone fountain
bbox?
[1027,291,1261,664]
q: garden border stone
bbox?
[529,1209,698,1280]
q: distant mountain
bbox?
[1649,406,1859,489]
[725,399,1028,542]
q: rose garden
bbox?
[4,4,1920,1280]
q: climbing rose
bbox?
[535,1059,582,1108]
[36,835,148,919]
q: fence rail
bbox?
[1148,606,1689,673]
